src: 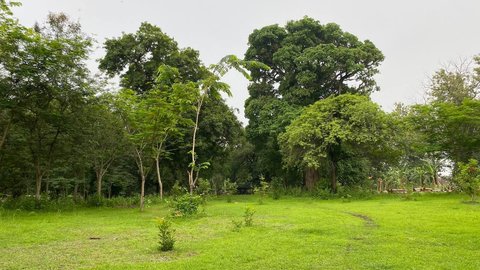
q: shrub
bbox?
[244,206,255,227]
[86,195,104,207]
[285,186,304,197]
[270,177,285,200]
[171,194,202,217]
[231,219,243,232]
[1,195,40,210]
[223,179,237,203]
[156,217,175,251]
[196,178,211,196]
[170,181,187,198]
[255,179,269,204]
[102,196,140,208]
[456,159,480,202]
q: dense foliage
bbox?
[243,17,385,184]
[1,2,480,208]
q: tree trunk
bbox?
[35,161,42,201]
[433,170,439,186]
[0,118,11,151]
[45,178,49,195]
[188,171,194,195]
[155,157,163,200]
[189,97,204,195]
[83,178,87,199]
[140,174,146,212]
[331,161,337,193]
[96,170,103,198]
[73,182,78,200]
[304,167,319,191]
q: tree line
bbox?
[1,2,480,208]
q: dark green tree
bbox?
[244,17,384,184]
[99,22,206,94]
[1,12,92,201]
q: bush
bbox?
[102,196,140,208]
[156,217,175,251]
[223,179,237,203]
[255,179,269,204]
[170,181,187,198]
[456,159,480,202]
[196,178,211,196]
[2,195,39,210]
[0,195,79,211]
[86,196,105,207]
[231,219,243,232]
[171,194,202,217]
[285,186,304,197]
[244,206,255,227]
[338,186,374,200]
[270,177,285,200]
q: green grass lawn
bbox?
[1,194,479,269]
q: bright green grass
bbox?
[1,194,479,269]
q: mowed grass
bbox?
[1,194,479,270]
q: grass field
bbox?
[1,194,479,269]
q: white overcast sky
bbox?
[13,0,480,125]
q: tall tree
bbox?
[186,55,266,194]
[0,0,27,151]
[114,89,152,211]
[1,12,92,201]
[86,93,127,198]
[99,22,206,94]
[427,57,480,104]
[244,17,384,183]
[146,65,196,199]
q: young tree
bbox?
[187,55,267,194]
[114,89,152,211]
[86,93,127,198]
[244,17,384,183]
[146,65,196,199]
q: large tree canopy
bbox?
[244,17,384,183]
[279,94,394,192]
[245,16,384,106]
[99,22,206,93]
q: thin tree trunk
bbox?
[189,97,204,195]
[155,157,163,200]
[35,161,42,201]
[45,178,49,195]
[154,138,166,200]
[0,119,11,151]
[73,182,78,200]
[140,174,146,211]
[83,178,87,199]
[134,148,148,212]
[331,161,337,193]
[96,170,103,198]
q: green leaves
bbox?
[279,94,391,171]
[455,159,480,201]
[99,22,204,94]
[245,16,384,107]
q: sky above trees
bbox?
[13,0,480,124]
